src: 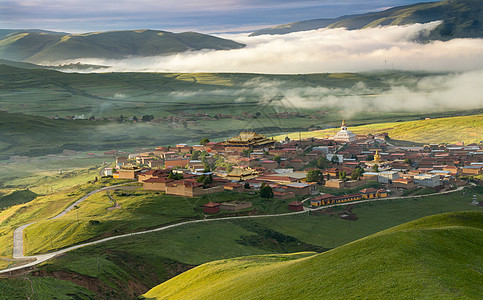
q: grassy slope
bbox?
[0,189,37,209]
[251,0,483,40]
[274,114,483,145]
[144,211,483,299]
[23,188,298,255]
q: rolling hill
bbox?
[250,0,483,41]
[143,211,483,299]
[0,29,245,63]
[274,114,483,145]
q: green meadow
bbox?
[0,184,478,298]
[144,211,483,299]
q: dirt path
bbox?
[0,185,470,274]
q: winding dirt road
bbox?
[0,185,469,274]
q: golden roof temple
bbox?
[224,131,275,148]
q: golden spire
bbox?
[342,120,346,127]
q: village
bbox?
[103,120,483,214]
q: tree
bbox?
[259,182,274,200]
[351,166,364,180]
[316,157,330,169]
[244,182,250,189]
[118,115,125,123]
[226,165,233,173]
[200,138,210,145]
[196,174,213,186]
[132,116,138,122]
[331,155,339,165]
[338,171,346,180]
[366,154,374,161]
[307,169,323,183]
[372,164,379,172]
[191,150,201,160]
[141,115,154,122]
[203,164,211,173]
[404,158,412,165]
[242,148,252,157]
[273,155,281,163]
[167,171,183,180]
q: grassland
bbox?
[1,185,475,299]
[1,64,482,159]
[144,211,483,299]
[274,114,483,145]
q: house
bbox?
[261,160,278,170]
[142,177,174,191]
[223,182,245,193]
[413,174,441,187]
[325,179,345,189]
[378,171,399,184]
[360,188,378,199]
[102,168,113,176]
[165,158,190,169]
[165,179,224,197]
[311,194,334,206]
[393,178,415,190]
[288,201,304,211]
[285,182,312,196]
[377,189,388,197]
[116,166,142,179]
[202,202,220,214]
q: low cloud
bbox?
[64,22,483,74]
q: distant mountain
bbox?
[0,29,245,63]
[144,211,483,299]
[250,0,483,40]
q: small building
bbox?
[378,171,399,184]
[202,202,220,214]
[360,188,378,199]
[310,194,335,206]
[165,158,190,169]
[325,179,345,189]
[413,174,441,187]
[288,201,304,211]
[377,189,388,197]
[223,182,245,193]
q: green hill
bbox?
[0,29,245,63]
[144,211,483,299]
[274,114,483,145]
[251,0,483,41]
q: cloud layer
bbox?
[66,22,483,74]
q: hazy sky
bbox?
[1,0,439,33]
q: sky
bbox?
[0,0,439,33]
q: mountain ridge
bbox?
[0,29,245,63]
[250,0,483,40]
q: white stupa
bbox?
[333,120,356,143]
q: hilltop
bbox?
[251,0,483,41]
[275,114,483,146]
[0,29,245,63]
[144,211,483,299]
